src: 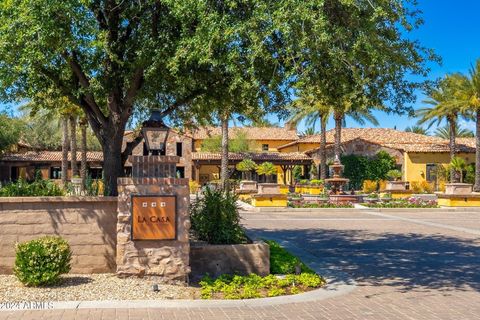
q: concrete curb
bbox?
[1,237,356,311]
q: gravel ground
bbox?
[0,274,201,302]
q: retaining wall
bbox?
[0,197,118,274]
[190,241,270,281]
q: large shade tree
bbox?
[0,0,436,194]
[289,0,437,162]
[0,1,284,194]
[0,113,24,154]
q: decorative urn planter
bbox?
[364,197,378,203]
[386,181,407,191]
[239,180,258,191]
[445,183,473,195]
[257,183,280,195]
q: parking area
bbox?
[2,208,480,319]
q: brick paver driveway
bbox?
[2,208,480,319]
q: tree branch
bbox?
[89,0,108,30]
[62,51,107,125]
[124,68,144,110]
[160,88,208,117]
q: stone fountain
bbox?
[324,156,361,203]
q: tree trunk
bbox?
[475,111,480,191]
[61,117,69,186]
[220,115,229,190]
[448,117,456,183]
[102,130,125,196]
[80,120,88,192]
[320,117,327,179]
[83,106,130,196]
[334,111,343,160]
[70,116,79,177]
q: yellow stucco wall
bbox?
[198,165,220,184]
[438,197,480,207]
[404,152,474,182]
[278,143,319,153]
[252,195,288,207]
[390,191,414,199]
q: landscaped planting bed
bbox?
[363,197,438,208]
[288,201,354,208]
[199,273,324,299]
[199,240,325,299]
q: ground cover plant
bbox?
[363,197,438,208]
[199,240,324,299]
[199,273,324,299]
[265,240,314,274]
[14,236,72,286]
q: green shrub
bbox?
[465,163,475,184]
[0,178,64,197]
[190,187,247,244]
[310,179,324,186]
[14,236,72,286]
[342,151,396,189]
[265,240,314,274]
[292,165,303,181]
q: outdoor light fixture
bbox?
[142,109,170,155]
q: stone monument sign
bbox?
[131,195,177,241]
[116,155,190,280]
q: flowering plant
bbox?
[364,197,438,208]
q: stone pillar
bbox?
[116,156,191,280]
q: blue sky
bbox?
[3,2,480,134]
[290,1,480,134]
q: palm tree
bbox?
[256,162,277,183]
[61,116,69,186]
[434,123,474,139]
[405,125,429,135]
[70,115,79,177]
[449,156,467,183]
[79,117,88,191]
[445,60,480,189]
[417,74,472,182]
[301,127,318,136]
[220,112,230,190]
[287,95,331,179]
[20,93,88,188]
[288,95,380,179]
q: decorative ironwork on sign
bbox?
[131,195,176,240]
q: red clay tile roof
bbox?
[0,151,104,162]
[192,152,311,162]
[455,137,476,149]
[191,126,299,141]
[280,128,476,153]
